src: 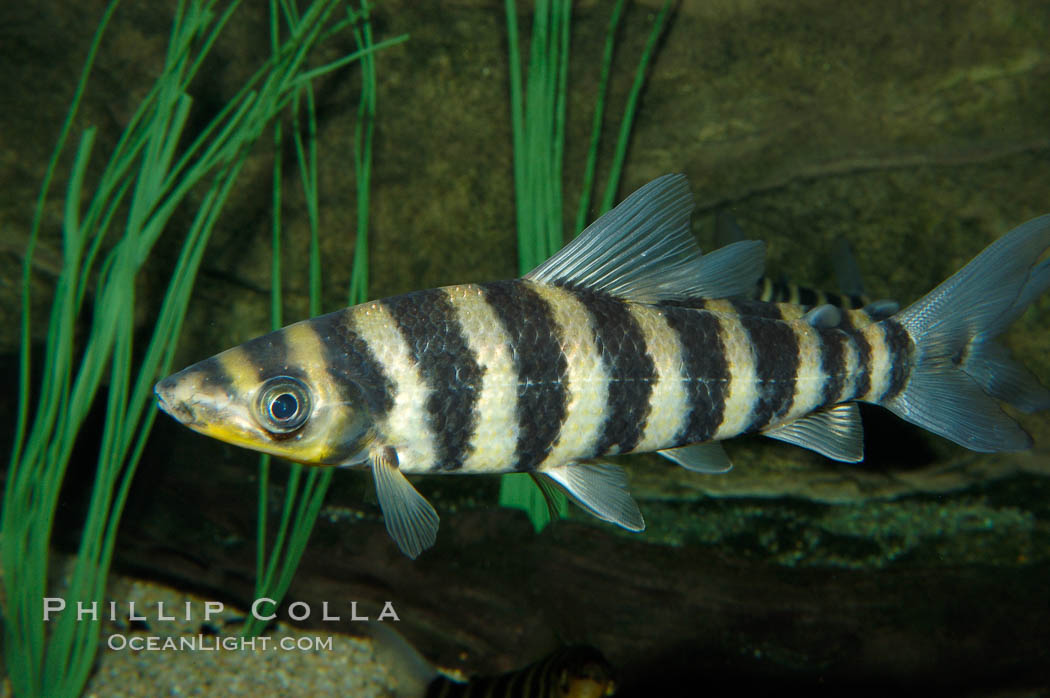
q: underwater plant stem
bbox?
[241,0,379,640]
[499,0,673,530]
[575,0,626,232]
[3,1,392,695]
[501,0,574,530]
[7,0,118,487]
[600,0,672,214]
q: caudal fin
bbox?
[884,215,1050,452]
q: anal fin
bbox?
[657,442,733,473]
[541,462,645,532]
[370,446,440,558]
[763,403,864,462]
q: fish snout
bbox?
[154,377,196,425]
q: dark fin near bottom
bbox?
[803,304,842,329]
[657,442,733,473]
[863,299,900,320]
[529,472,564,524]
[542,462,645,531]
[371,446,440,558]
[885,215,1050,451]
[362,622,437,698]
[832,235,868,301]
[763,403,864,462]
[715,210,746,247]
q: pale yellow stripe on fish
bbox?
[215,344,263,396]
[844,308,878,329]
[701,298,735,314]
[628,303,688,453]
[711,310,760,440]
[781,320,825,422]
[280,320,344,462]
[776,303,806,322]
[281,320,329,389]
[758,277,775,302]
[838,331,861,403]
[350,302,437,474]
[858,323,893,403]
[442,284,519,473]
[529,283,609,469]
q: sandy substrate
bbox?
[4,573,402,698]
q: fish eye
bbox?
[255,376,312,434]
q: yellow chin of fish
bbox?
[189,418,331,465]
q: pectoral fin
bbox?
[541,462,645,532]
[370,446,440,558]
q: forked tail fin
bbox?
[883,215,1050,451]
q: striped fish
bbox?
[716,209,892,312]
[155,174,1050,558]
[425,646,616,698]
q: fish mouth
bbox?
[154,377,199,426]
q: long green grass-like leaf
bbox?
[500,0,573,530]
[241,0,380,639]
[499,0,673,531]
[599,0,672,214]
[575,0,626,232]
[2,2,393,695]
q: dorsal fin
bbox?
[526,174,765,303]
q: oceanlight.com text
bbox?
[106,634,335,652]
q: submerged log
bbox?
[107,462,1050,696]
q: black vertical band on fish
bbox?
[561,283,655,456]
[312,310,396,417]
[661,307,729,444]
[481,280,569,472]
[850,328,873,401]
[738,314,800,431]
[729,298,786,321]
[383,289,484,471]
[238,328,291,376]
[879,318,911,402]
[817,327,848,406]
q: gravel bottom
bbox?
[3,572,402,698]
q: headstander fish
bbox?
[155,175,1050,558]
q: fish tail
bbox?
[882,215,1050,451]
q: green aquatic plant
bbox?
[242,0,381,639]
[500,0,673,530]
[0,1,399,695]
